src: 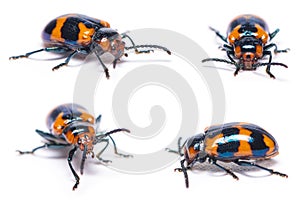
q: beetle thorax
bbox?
[184,134,207,164]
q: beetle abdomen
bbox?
[204,122,278,160]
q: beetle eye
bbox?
[194,143,200,151]
[101,38,108,43]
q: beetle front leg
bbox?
[264,43,290,54]
[174,159,190,188]
[107,135,132,158]
[95,139,112,163]
[263,51,276,79]
[94,52,110,79]
[68,146,80,190]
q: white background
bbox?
[1,0,299,199]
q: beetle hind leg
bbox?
[9,46,71,60]
[234,160,288,178]
[17,144,48,154]
[9,49,46,60]
[17,143,69,154]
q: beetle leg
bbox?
[219,44,233,52]
[264,43,290,54]
[112,59,120,69]
[17,144,47,154]
[94,52,110,79]
[9,49,45,60]
[234,67,241,76]
[107,135,132,158]
[95,139,112,163]
[9,47,70,60]
[52,50,78,71]
[211,160,239,180]
[174,159,190,188]
[209,26,227,43]
[17,143,69,154]
[68,146,80,190]
[234,160,288,178]
[262,50,276,79]
[94,128,131,161]
[269,29,280,41]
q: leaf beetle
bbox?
[202,14,289,78]
[9,13,171,79]
[166,122,288,188]
[17,103,131,190]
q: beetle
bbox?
[166,122,288,188]
[17,103,131,190]
[202,14,289,78]
[9,14,171,79]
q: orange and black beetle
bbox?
[202,14,289,78]
[17,103,131,190]
[9,14,171,79]
[167,122,287,188]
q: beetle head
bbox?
[78,131,95,155]
[77,130,96,175]
[93,28,125,59]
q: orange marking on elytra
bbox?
[77,108,95,123]
[51,17,67,42]
[256,45,263,58]
[51,112,67,135]
[205,133,223,156]
[100,20,110,28]
[233,127,253,157]
[255,24,268,44]
[77,22,95,45]
[263,134,276,157]
[228,25,241,45]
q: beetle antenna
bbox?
[80,145,88,175]
[202,58,235,65]
[122,32,171,55]
[125,45,171,55]
[94,128,130,144]
[165,137,186,156]
[105,128,130,136]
